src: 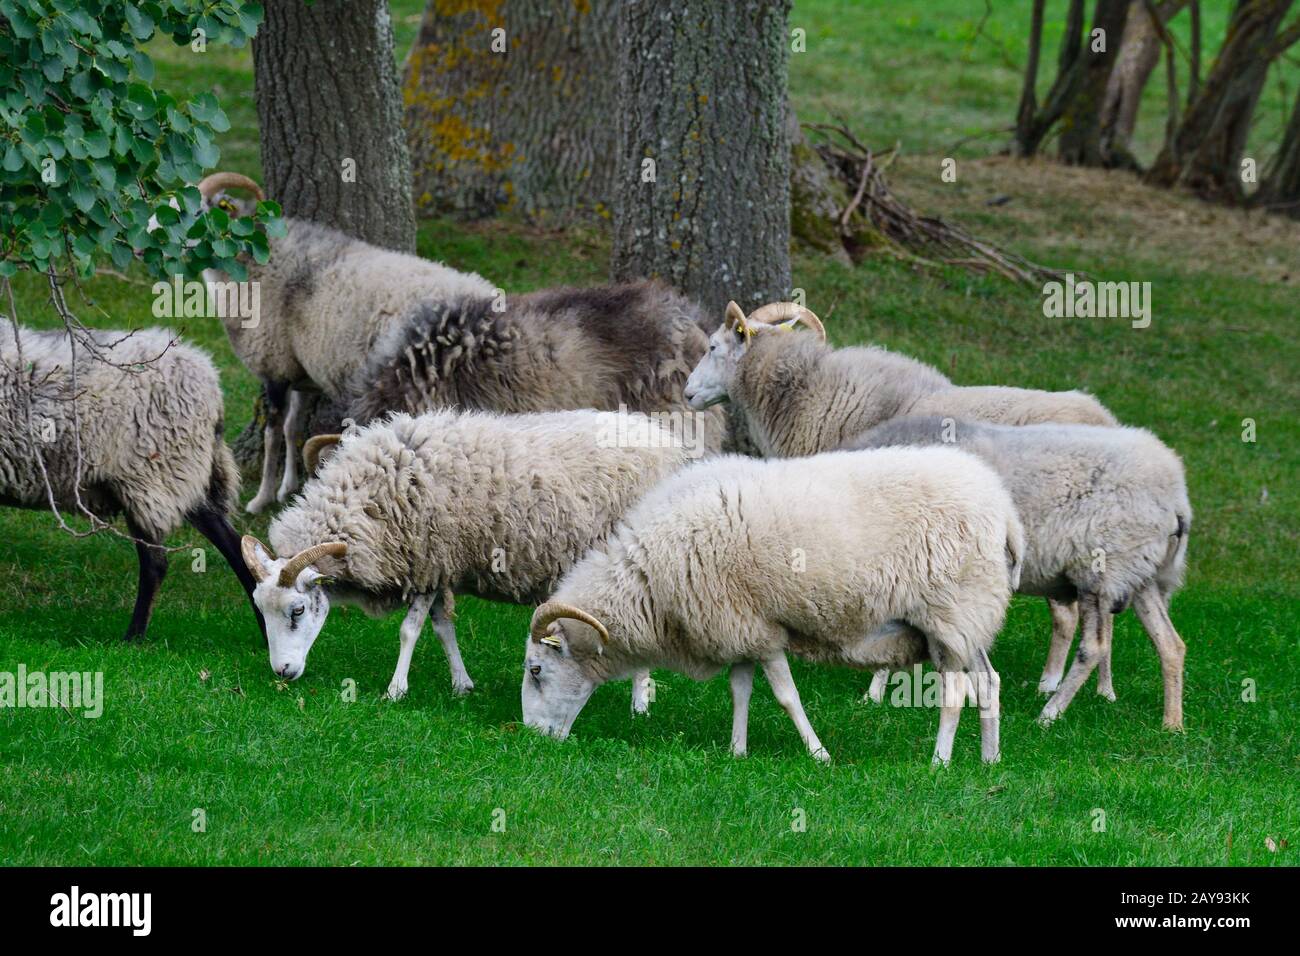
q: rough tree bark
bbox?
[233,0,415,476]
[402,0,619,223]
[1058,0,1134,166]
[611,0,793,318]
[1146,0,1296,200]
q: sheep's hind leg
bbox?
[932,670,966,766]
[760,653,829,763]
[247,381,288,514]
[124,520,168,641]
[1095,608,1116,702]
[431,594,474,696]
[972,649,1001,763]
[865,667,889,704]
[1039,592,1103,725]
[1038,597,1078,694]
[387,594,432,700]
[729,662,755,756]
[1133,585,1186,731]
[275,388,305,502]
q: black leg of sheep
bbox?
[188,505,268,642]
[123,520,168,641]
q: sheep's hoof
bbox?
[1036,708,1058,728]
[1097,687,1117,702]
[982,751,1002,764]
[451,677,475,697]
[931,754,951,768]
[246,496,272,515]
[730,745,747,758]
[385,682,408,701]
[1163,718,1185,733]
[1036,678,1060,695]
[275,482,298,503]
[810,747,831,764]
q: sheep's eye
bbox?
[529,665,541,678]
[290,605,304,619]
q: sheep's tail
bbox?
[1004,510,1025,594]
[206,419,240,517]
[1156,511,1191,600]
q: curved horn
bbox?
[724,300,747,331]
[747,302,826,341]
[197,171,265,202]
[302,434,342,476]
[241,534,271,583]
[277,542,347,588]
[530,602,610,645]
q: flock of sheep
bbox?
[1,171,1192,763]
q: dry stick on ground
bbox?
[803,122,1073,284]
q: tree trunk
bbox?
[1058,0,1135,166]
[1146,0,1295,200]
[1014,0,1087,157]
[611,0,793,318]
[1255,87,1300,217]
[234,0,415,476]
[402,0,620,223]
[1100,1,1188,168]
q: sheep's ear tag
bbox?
[312,576,335,589]
[540,632,563,650]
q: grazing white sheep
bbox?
[683,300,1120,713]
[846,416,1191,730]
[0,324,263,638]
[240,408,691,703]
[521,447,1024,764]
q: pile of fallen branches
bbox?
[804,122,1071,284]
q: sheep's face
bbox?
[244,541,333,681]
[521,623,603,739]
[685,322,748,409]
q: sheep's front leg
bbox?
[729,662,755,756]
[630,668,655,716]
[247,381,288,514]
[387,594,433,700]
[275,388,305,502]
[1038,597,1078,693]
[431,595,474,696]
[760,654,829,763]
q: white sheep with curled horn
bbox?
[522,446,1024,764]
[684,299,1119,710]
[240,408,692,706]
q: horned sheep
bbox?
[683,300,1120,711]
[521,447,1024,764]
[845,416,1191,730]
[194,172,726,511]
[0,324,263,639]
[239,408,693,704]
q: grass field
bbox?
[1,1,1297,865]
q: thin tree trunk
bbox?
[611,0,793,317]
[1059,0,1135,166]
[402,0,619,223]
[234,0,415,475]
[1147,0,1295,200]
[1014,0,1088,157]
[1100,0,1188,168]
[1255,87,1300,216]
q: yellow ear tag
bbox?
[540,635,562,649]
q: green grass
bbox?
[1,0,1297,865]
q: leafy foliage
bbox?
[0,0,281,283]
